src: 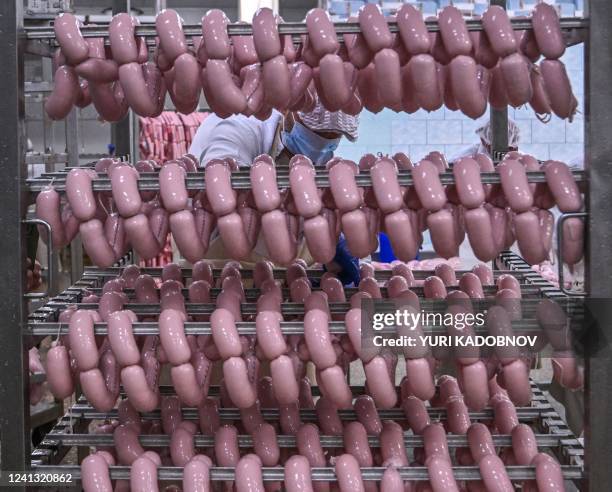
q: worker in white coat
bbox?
[188,100,361,284]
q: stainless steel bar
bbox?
[66,405,547,422]
[23,17,589,40]
[0,0,30,477]
[42,432,575,448]
[27,318,551,336]
[585,0,612,489]
[31,464,585,481]
[26,170,587,192]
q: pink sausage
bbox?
[217,212,252,261]
[223,357,257,408]
[130,455,159,492]
[107,310,139,366]
[450,56,487,119]
[374,49,402,108]
[341,209,372,258]
[532,4,565,60]
[290,155,322,218]
[397,4,430,55]
[446,396,471,435]
[438,6,472,58]
[404,357,435,401]
[514,211,548,265]
[364,356,397,408]
[452,158,485,209]
[81,453,113,492]
[206,60,248,114]
[284,455,313,492]
[124,214,163,260]
[380,421,408,465]
[235,455,265,492]
[252,8,281,62]
[319,365,352,409]
[544,161,582,212]
[210,308,242,359]
[297,423,326,467]
[358,5,392,53]
[408,55,443,112]
[69,310,98,371]
[121,365,159,412]
[412,160,446,211]
[494,397,520,435]
[54,13,89,65]
[402,395,430,434]
[159,308,190,365]
[66,168,96,221]
[261,210,296,265]
[200,9,230,60]
[306,8,339,57]
[170,210,206,263]
[263,55,291,111]
[46,343,74,399]
[344,421,373,466]
[270,355,300,404]
[252,423,280,466]
[540,60,577,120]
[500,53,533,108]
[371,158,403,214]
[170,426,196,466]
[36,186,67,247]
[532,453,565,492]
[459,361,490,411]
[183,456,211,492]
[335,454,365,492]
[512,424,538,465]
[427,209,459,259]
[114,424,145,465]
[501,359,532,406]
[482,6,517,57]
[352,395,382,435]
[561,217,584,265]
[464,208,497,262]
[478,455,513,492]
[304,309,336,369]
[250,155,281,212]
[425,455,459,492]
[199,397,221,435]
[109,13,138,65]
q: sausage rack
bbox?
[24,251,585,487]
[1,0,609,490]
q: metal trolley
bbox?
[0,0,608,490]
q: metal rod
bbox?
[27,318,551,336]
[0,0,30,476]
[23,17,589,41]
[42,432,575,449]
[26,170,587,192]
[31,464,585,481]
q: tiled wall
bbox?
[336,44,585,166]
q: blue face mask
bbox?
[281,121,341,165]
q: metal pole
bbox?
[585,0,612,489]
[0,0,30,475]
[111,0,131,159]
[489,0,509,162]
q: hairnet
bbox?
[297,98,359,142]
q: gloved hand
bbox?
[323,235,360,286]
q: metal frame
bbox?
[1,0,607,489]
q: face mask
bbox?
[281,121,341,165]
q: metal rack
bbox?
[0,0,607,490]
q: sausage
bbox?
[449,56,487,119]
[121,364,159,412]
[46,343,75,399]
[544,161,582,212]
[183,456,211,492]
[464,208,497,262]
[529,66,552,118]
[335,454,365,492]
[404,357,435,401]
[452,158,485,209]
[252,8,281,61]
[374,49,402,108]
[371,158,403,214]
[36,185,67,248]
[532,453,565,492]
[170,426,196,466]
[478,454,513,492]
[263,55,291,111]
[459,361,490,411]
[540,60,577,120]
[170,54,201,114]
[304,309,336,369]
[438,6,472,58]
[427,209,459,259]
[270,355,300,404]
[130,455,159,492]
[306,8,339,57]
[380,421,408,465]
[297,423,327,466]
[344,421,373,466]
[500,53,533,108]
[235,455,265,492]
[109,13,139,65]
[46,65,79,120]
[159,309,190,365]
[205,60,248,115]
[107,310,139,366]
[359,4,393,52]
[408,55,443,112]
[223,357,257,408]
[290,155,322,217]
[124,214,163,260]
[481,6,517,58]
[199,397,221,435]
[54,13,89,65]
[114,424,145,465]
[66,168,96,221]
[396,4,430,55]
[425,455,459,492]
[412,160,446,211]
[68,310,98,371]
[210,308,242,359]
[513,211,548,265]
[512,424,538,465]
[284,455,313,492]
[201,9,230,60]
[532,3,565,60]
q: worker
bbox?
[449,118,520,162]
[188,99,361,285]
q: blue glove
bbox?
[323,236,360,286]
